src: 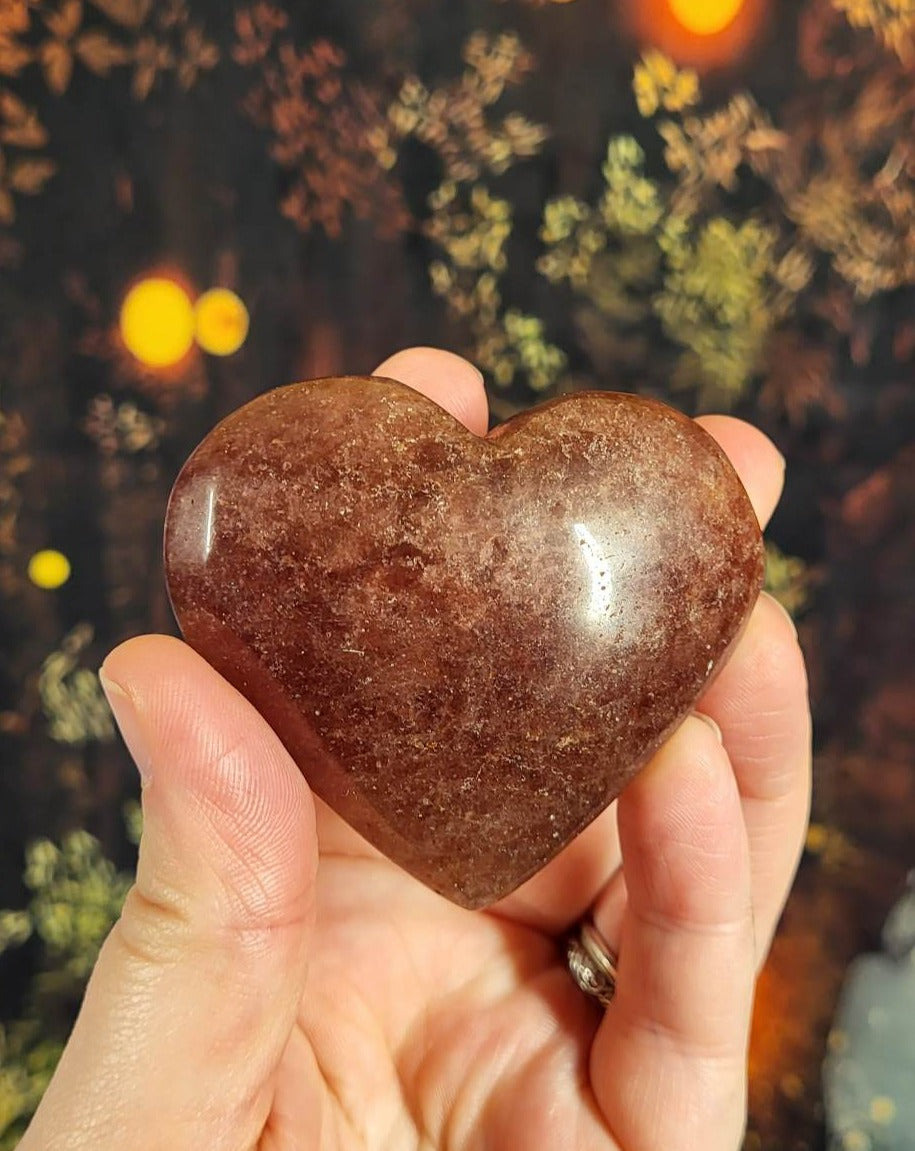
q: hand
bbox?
[20,348,811,1151]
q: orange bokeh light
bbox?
[629,0,766,70]
[669,0,745,36]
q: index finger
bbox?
[373,347,490,436]
[697,415,786,531]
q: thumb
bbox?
[21,635,318,1151]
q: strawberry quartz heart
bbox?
[164,377,764,908]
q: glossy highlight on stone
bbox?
[164,377,765,908]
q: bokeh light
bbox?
[120,277,196,368]
[194,288,250,357]
[668,0,745,36]
[28,549,71,590]
[630,0,763,71]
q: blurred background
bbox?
[1,0,914,1147]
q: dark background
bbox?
[1,0,914,1147]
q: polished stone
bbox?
[164,377,764,907]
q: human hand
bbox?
[20,347,811,1151]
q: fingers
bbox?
[690,420,809,965]
[374,347,490,436]
[697,593,812,965]
[21,635,318,1151]
[592,717,756,1151]
[696,415,785,530]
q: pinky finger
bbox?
[591,717,756,1151]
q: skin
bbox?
[20,346,812,1151]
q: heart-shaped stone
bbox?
[164,377,764,908]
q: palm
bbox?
[268,819,606,1151]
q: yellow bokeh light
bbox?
[120,277,196,368]
[194,288,250,357]
[28,549,71,590]
[668,0,745,35]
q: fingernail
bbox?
[99,669,152,785]
[763,591,798,639]
[692,711,723,745]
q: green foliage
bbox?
[538,62,810,408]
[38,624,115,746]
[765,542,814,618]
[539,194,602,289]
[428,180,567,391]
[655,216,781,405]
[538,138,663,332]
[492,310,567,392]
[123,799,143,847]
[0,826,135,1147]
[539,133,785,405]
[13,832,132,979]
[0,1022,64,1149]
[398,32,563,395]
[600,137,666,237]
[633,50,700,119]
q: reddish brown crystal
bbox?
[164,377,764,908]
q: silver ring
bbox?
[567,921,618,1008]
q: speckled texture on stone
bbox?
[164,376,764,908]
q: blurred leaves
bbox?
[6,155,54,192]
[765,542,815,618]
[0,89,46,148]
[0,0,913,408]
[537,53,840,408]
[634,50,700,118]
[0,1022,64,1150]
[428,180,566,390]
[73,28,128,74]
[82,394,164,456]
[0,826,135,1148]
[0,0,31,36]
[832,0,915,61]
[38,0,81,93]
[88,0,150,27]
[538,138,661,330]
[0,0,215,99]
[235,6,408,238]
[38,624,115,746]
[8,831,130,975]
[774,68,915,299]
[387,31,548,182]
[655,216,782,405]
[0,410,29,598]
[539,133,791,406]
[0,0,31,77]
[391,30,560,392]
[759,329,845,427]
[0,88,52,223]
[658,93,788,217]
